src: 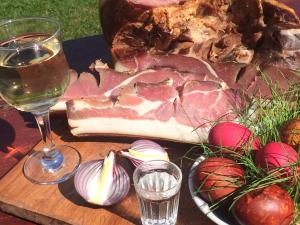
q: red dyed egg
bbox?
[196,157,245,202]
[233,185,295,225]
[255,142,299,181]
[208,122,260,154]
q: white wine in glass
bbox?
[0,17,81,184]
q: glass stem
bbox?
[33,110,63,171]
[33,110,55,156]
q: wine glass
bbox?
[0,17,81,184]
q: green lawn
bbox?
[0,0,101,40]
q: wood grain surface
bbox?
[0,117,215,225]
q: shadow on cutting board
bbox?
[0,118,15,153]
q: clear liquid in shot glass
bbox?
[136,171,180,225]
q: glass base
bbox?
[23,145,81,184]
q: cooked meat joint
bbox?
[101,0,300,69]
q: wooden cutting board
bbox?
[0,117,215,225]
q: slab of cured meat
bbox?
[53,53,300,143]
[60,55,245,143]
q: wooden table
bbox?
[0,35,218,224]
[0,116,216,225]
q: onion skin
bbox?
[255,142,300,181]
[208,122,260,154]
[233,185,295,225]
[281,117,300,149]
[196,157,245,202]
[130,140,164,152]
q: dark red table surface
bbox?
[0,106,40,225]
[0,35,110,225]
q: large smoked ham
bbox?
[100,0,300,71]
[51,0,300,143]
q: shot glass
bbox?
[133,160,182,225]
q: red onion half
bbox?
[120,140,169,167]
[74,151,130,206]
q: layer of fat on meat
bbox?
[103,69,158,97]
[70,97,175,116]
[51,101,67,111]
[68,117,208,143]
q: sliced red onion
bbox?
[74,151,130,206]
[120,140,169,167]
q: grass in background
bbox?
[0,0,101,40]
